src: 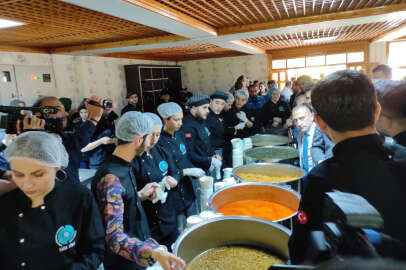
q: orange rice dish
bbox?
[237,173,301,183]
[218,200,295,221]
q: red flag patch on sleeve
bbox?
[185,133,192,138]
[297,210,308,224]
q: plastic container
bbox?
[223,168,233,178]
[232,149,244,168]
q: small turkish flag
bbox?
[185,133,192,138]
[297,210,308,224]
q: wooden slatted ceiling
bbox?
[243,19,406,50]
[0,0,171,49]
[99,44,247,61]
[153,0,406,28]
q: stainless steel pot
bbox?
[208,182,300,223]
[173,216,291,264]
[232,162,305,185]
[244,146,299,163]
[251,134,292,147]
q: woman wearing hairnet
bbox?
[91,111,186,270]
[132,113,180,250]
[157,102,205,226]
[0,131,105,270]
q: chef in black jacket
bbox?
[0,131,105,270]
[180,93,222,176]
[206,90,228,158]
[376,81,406,147]
[91,111,186,270]
[121,92,140,115]
[256,89,291,135]
[223,90,255,167]
[132,113,180,250]
[289,70,406,263]
[157,102,206,226]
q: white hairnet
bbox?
[157,102,182,118]
[144,112,162,128]
[235,89,249,99]
[116,111,153,142]
[225,92,234,103]
[5,131,69,168]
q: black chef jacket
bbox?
[132,146,180,248]
[61,121,96,184]
[222,105,254,167]
[394,130,406,147]
[0,181,105,270]
[206,108,225,150]
[289,134,406,263]
[121,104,139,116]
[158,130,196,213]
[256,99,291,131]
[223,105,254,140]
[92,155,151,270]
[180,114,214,170]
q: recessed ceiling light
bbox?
[0,18,24,29]
[303,36,337,44]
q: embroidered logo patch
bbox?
[220,118,224,122]
[297,210,308,225]
[279,106,285,112]
[185,133,192,138]
[204,127,211,136]
[55,225,77,252]
[159,160,168,172]
[179,143,187,154]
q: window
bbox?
[287,57,305,68]
[326,53,346,64]
[347,52,364,63]
[279,72,286,81]
[306,55,325,66]
[272,59,286,69]
[388,41,406,80]
[287,69,297,81]
[388,41,406,68]
[272,72,279,81]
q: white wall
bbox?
[369,42,388,65]
[0,51,174,111]
[180,54,269,94]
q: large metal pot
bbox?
[251,134,292,147]
[244,146,299,164]
[209,182,300,223]
[233,163,305,184]
[173,216,291,264]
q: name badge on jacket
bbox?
[179,143,187,155]
[55,224,77,252]
[159,160,169,176]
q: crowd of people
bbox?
[0,63,405,269]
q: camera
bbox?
[102,99,113,109]
[87,99,112,110]
[0,105,63,134]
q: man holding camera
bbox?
[289,70,406,263]
[31,96,104,184]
